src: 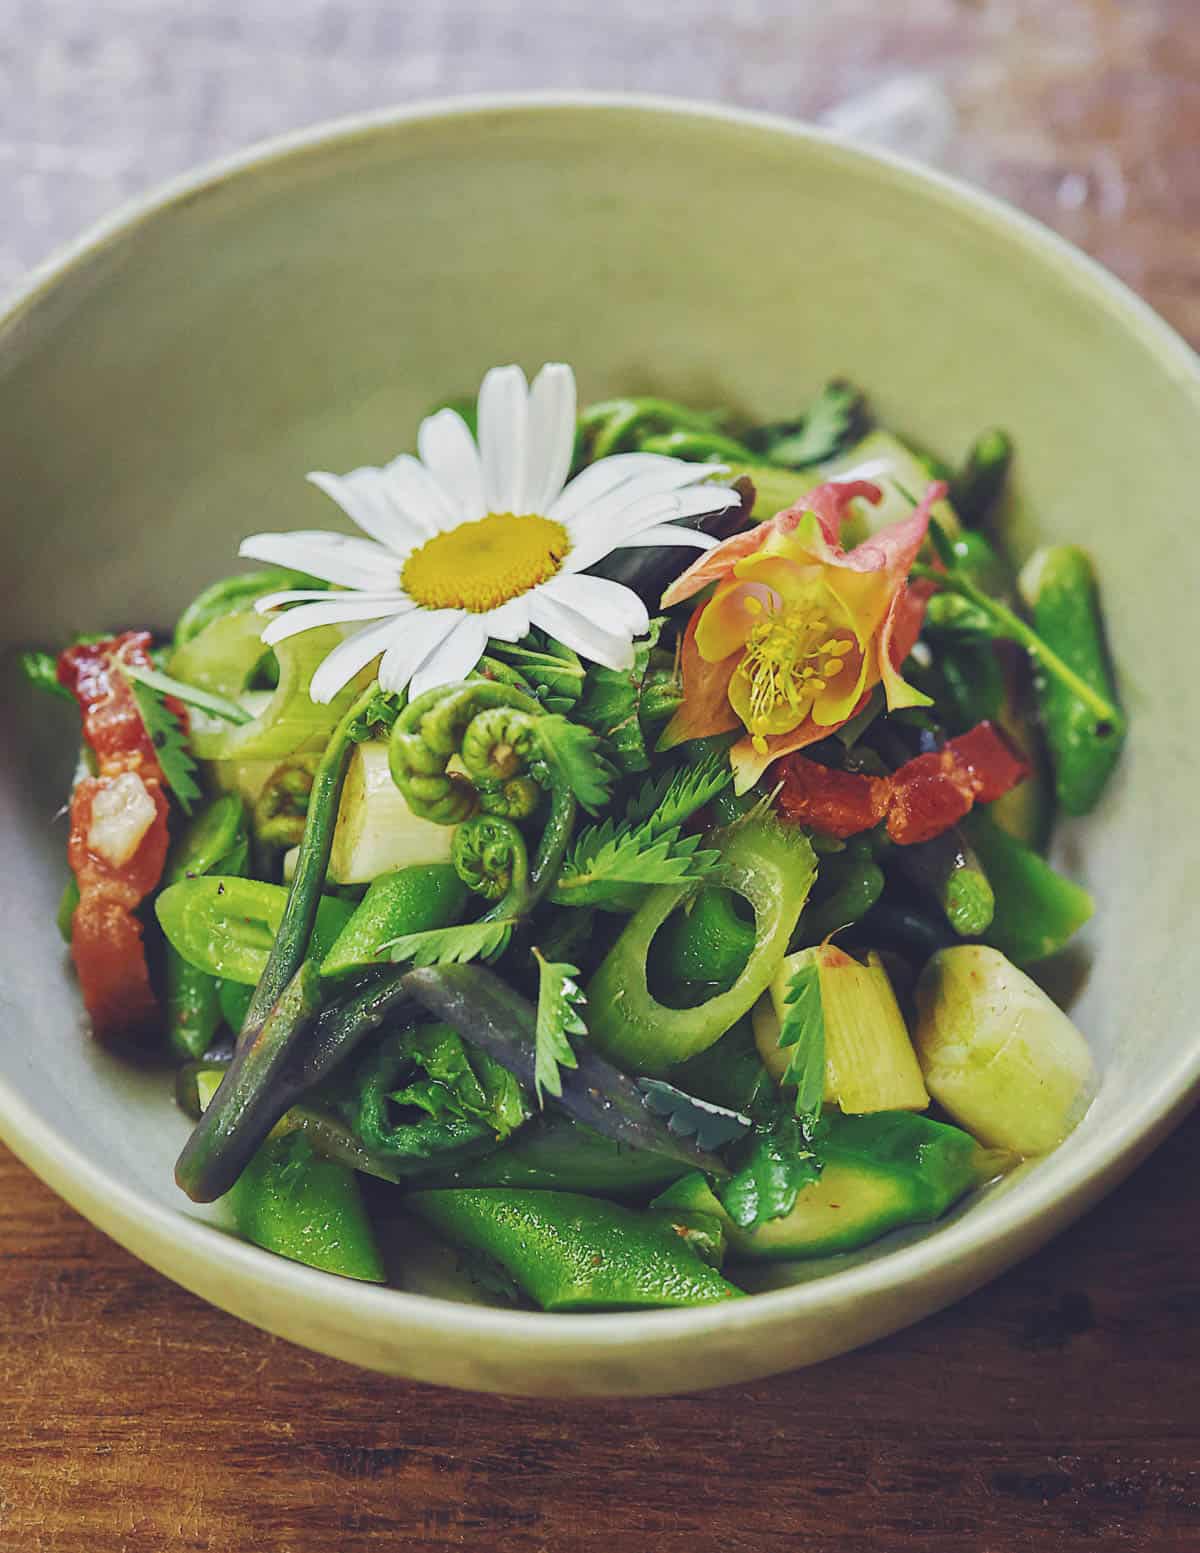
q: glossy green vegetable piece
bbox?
[950,428,1012,528]
[652,887,755,994]
[656,1111,1008,1261]
[442,1116,690,1196]
[406,1188,744,1310]
[320,864,470,979]
[156,875,355,986]
[587,816,816,1074]
[162,795,251,1059]
[173,567,321,648]
[56,877,80,944]
[1018,545,1126,816]
[228,1132,385,1283]
[965,811,1093,965]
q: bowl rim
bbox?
[3,88,1199,1359]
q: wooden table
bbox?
[3,2,1198,1548]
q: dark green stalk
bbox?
[239,681,379,1041]
[911,563,1118,727]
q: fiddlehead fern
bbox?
[387,678,544,823]
[253,754,320,848]
[452,816,529,901]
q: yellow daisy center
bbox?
[401,512,570,613]
[733,591,856,752]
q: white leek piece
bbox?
[327,741,454,885]
[752,944,929,1114]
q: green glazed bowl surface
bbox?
[1,93,1197,1396]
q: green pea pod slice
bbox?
[156,875,355,985]
[321,864,470,979]
[229,1132,385,1283]
[406,1188,743,1311]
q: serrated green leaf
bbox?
[126,675,202,814]
[19,649,74,702]
[778,959,825,1134]
[535,714,615,815]
[386,918,515,967]
[551,820,720,907]
[532,948,586,1105]
[622,752,732,837]
[575,619,665,774]
[758,380,866,468]
[636,1079,750,1152]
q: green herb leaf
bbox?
[622,751,732,836]
[488,635,586,712]
[126,675,202,814]
[757,380,867,468]
[122,662,252,725]
[348,686,403,742]
[575,619,666,774]
[386,918,516,967]
[532,949,586,1106]
[19,649,74,703]
[778,958,826,1134]
[718,1102,822,1230]
[926,515,959,570]
[535,714,615,815]
[637,1079,751,1152]
[551,820,720,908]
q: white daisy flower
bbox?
[240,363,740,703]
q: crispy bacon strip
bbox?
[775,721,1029,846]
[57,633,175,1045]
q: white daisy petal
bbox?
[254,589,406,612]
[239,531,399,592]
[379,452,459,535]
[478,365,529,514]
[609,523,721,550]
[408,616,490,699]
[548,452,675,523]
[308,617,405,704]
[260,597,413,646]
[540,573,650,639]
[417,408,486,523]
[527,592,637,672]
[375,608,466,696]
[524,363,577,514]
[550,455,728,526]
[482,596,532,643]
[564,485,740,573]
[307,470,424,554]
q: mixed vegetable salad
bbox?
[23,364,1125,1311]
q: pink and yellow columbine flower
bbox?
[660,479,945,790]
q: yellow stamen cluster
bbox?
[737,597,854,753]
[402,512,570,613]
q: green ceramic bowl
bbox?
[1,95,1197,1396]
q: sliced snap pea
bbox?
[228,1131,385,1283]
[965,810,1093,965]
[155,876,355,986]
[1018,545,1126,816]
[320,864,470,979]
[406,1188,743,1311]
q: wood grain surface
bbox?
[3,1,1199,1549]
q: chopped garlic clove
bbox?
[88,771,158,867]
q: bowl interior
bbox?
[1,97,1197,1394]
